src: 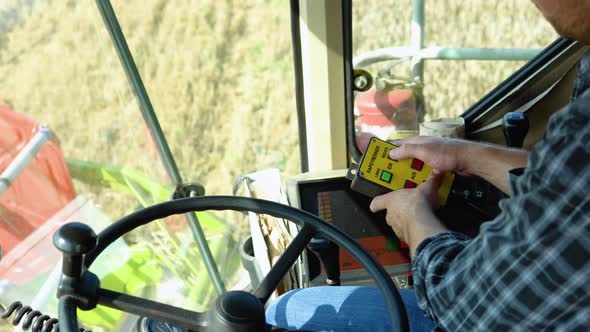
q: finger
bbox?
[420,170,444,195]
[370,194,388,212]
[389,142,429,162]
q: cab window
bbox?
[352,0,557,148]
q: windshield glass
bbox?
[0,1,297,330]
[352,0,557,149]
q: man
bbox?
[266,1,590,330]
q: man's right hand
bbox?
[389,136,476,176]
[389,136,529,195]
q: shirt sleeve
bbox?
[412,232,471,320]
[411,94,590,331]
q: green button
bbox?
[380,170,392,183]
[386,237,399,251]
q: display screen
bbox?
[299,177,410,271]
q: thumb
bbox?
[370,194,387,212]
[420,170,444,196]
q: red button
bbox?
[404,180,417,188]
[411,159,424,171]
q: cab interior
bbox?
[0,1,587,331]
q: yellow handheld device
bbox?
[350,137,455,206]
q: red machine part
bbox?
[0,105,75,254]
[355,89,418,151]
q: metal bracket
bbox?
[171,182,206,200]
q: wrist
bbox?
[409,209,449,257]
[456,141,490,176]
[460,142,528,194]
[409,224,448,258]
[460,143,517,174]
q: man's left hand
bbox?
[369,171,450,257]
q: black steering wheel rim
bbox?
[59,195,409,331]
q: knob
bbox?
[502,112,529,148]
[308,236,341,286]
[53,222,97,278]
[208,291,266,332]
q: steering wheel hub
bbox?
[208,291,266,331]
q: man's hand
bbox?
[370,171,449,257]
[390,136,529,195]
[389,136,474,176]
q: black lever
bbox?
[54,222,100,311]
[53,222,97,279]
[502,112,529,148]
[308,236,341,286]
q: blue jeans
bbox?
[266,286,436,332]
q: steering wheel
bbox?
[53,196,409,331]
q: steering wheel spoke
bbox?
[97,288,206,331]
[253,225,315,303]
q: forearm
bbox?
[461,143,528,194]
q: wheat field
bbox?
[0,0,556,321]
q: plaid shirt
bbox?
[413,53,590,331]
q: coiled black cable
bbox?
[1,301,90,332]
